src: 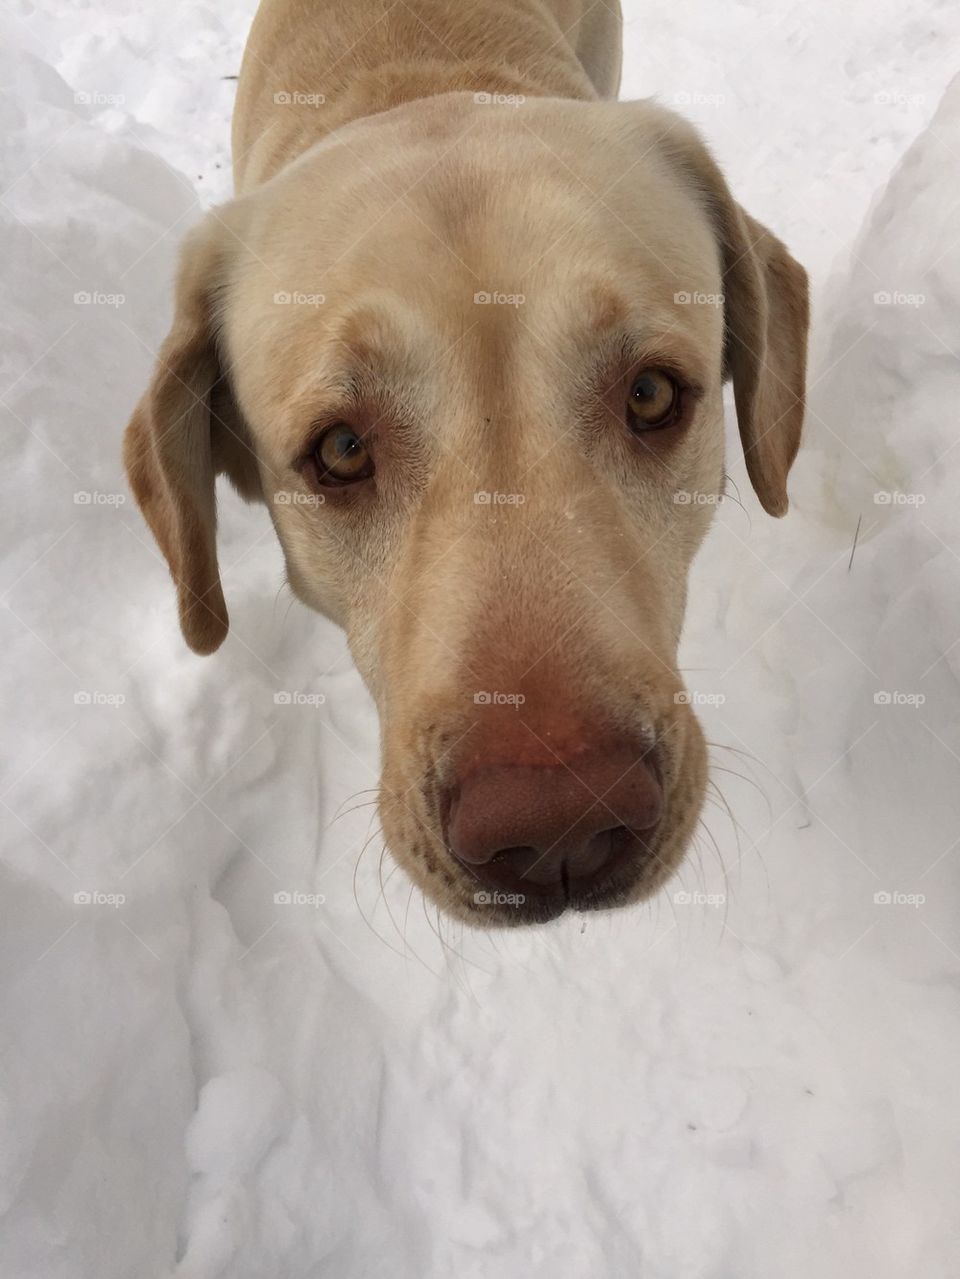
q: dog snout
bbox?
[444,738,662,899]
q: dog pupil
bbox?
[635,377,656,400]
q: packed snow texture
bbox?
[2,2,959,1276]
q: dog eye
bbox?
[313,423,374,485]
[627,369,681,430]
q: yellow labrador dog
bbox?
[125,0,808,926]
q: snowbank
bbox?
[1,4,958,1277]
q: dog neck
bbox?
[232,0,597,190]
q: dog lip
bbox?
[568,827,663,909]
[470,895,569,926]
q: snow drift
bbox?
[1,3,959,1276]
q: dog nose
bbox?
[445,744,662,896]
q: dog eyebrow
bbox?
[593,324,710,388]
[283,354,419,465]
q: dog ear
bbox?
[123,212,261,654]
[658,121,810,516]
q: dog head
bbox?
[125,97,808,925]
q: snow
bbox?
[2,2,959,1276]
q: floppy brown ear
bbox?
[660,125,810,516]
[123,213,261,654]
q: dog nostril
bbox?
[489,846,536,864]
[457,827,631,892]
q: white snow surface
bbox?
[2,2,960,1276]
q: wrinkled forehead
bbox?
[223,105,725,437]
